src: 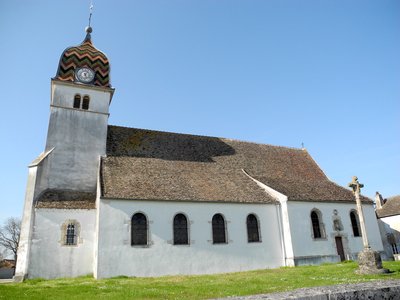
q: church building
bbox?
[15,27,384,279]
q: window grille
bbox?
[66,224,76,245]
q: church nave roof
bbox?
[101,125,371,204]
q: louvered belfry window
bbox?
[350,211,361,237]
[73,94,81,108]
[212,214,226,244]
[131,213,148,246]
[247,214,260,242]
[82,95,90,110]
[173,214,189,245]
[66,224,76,245]
[311,211,322,238]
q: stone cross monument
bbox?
[348,176,370,249]
[348,176,388,274]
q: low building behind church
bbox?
[375,193,400,260]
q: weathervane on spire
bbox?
[85,0,94,38]
[88,0,94,28]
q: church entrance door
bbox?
[335,236,345,261]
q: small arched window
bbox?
[82,95,90,110]
[212,214,227,244]
[173,213,189,245]
[131,213,148,246]
[66,224,76,245]
[61,220,80,246]
[350,211,361,237]
[311,210,324,239]
[247,214,260,243]
[73,94,81,108]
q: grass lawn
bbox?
[1,261,400,299]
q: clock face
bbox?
[75,67,95,83]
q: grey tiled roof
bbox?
[101,156,274,203]
[376,195,400,218]
[101,125,369,204]
[35,189,96,209]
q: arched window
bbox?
[350,211,361,237]
[247,214,260,243]
[212,214,227,244]
[73,94,81,108]
[311,210,324,239]
[82,95,90,110]
[131,213,148,246]
[61,220,80,246]
[66,224,76,245]
[173,213,189,245]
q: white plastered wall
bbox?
[377,215,400,258]
[95,199,283,278]
[240,171,295,267]
[15,149,54,279]
[15,166,39,278]
[287,201,384,264]
[28,209,96,279]
[41,81,112,193]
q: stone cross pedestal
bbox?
[348,176,388,274]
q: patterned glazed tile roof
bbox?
[35,189,96,209]
[376,195,400,218]
[55,29,111,87]
[101,125,371,204]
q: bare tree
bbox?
[0,218,21,265]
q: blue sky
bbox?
[0,0,399,225]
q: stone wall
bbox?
[219,279,400,299]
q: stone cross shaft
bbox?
[348,176,370,249]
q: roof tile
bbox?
[102,125,369,204]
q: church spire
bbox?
[83,26,93,44]
[84,0,94,43]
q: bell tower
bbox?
[15,25,114,281]
[39,26,114,194]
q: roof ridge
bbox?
[108,124,304,152]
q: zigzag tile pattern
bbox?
[56,37,110,87]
